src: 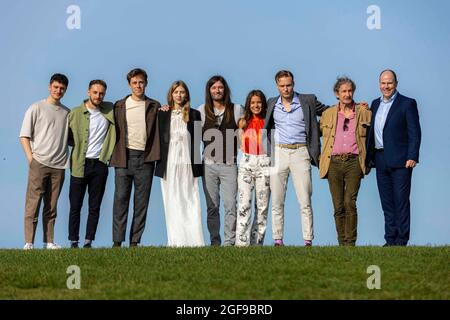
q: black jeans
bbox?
[112,149,155,244]
[69,158,109,241]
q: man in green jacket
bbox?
[68,80,116,248]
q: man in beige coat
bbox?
[319,77,371,246]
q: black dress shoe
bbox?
[130,242,138,247]
[83,242,92,248]
[70,242,79,248]
[112,242,122,248]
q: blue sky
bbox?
[0,0,449,248]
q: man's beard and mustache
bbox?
[90,97,102,107]
[211,93,224,102]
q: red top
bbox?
[241,115,265,155]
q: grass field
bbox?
[0,246,448,299]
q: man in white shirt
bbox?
[68,80,116,248]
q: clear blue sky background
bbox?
[0,0,449,248]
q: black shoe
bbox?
[113,242,122,248]
[383,243,392,247]
[130,242,138,247]
[83,242,92,248]
[70,242,79,249]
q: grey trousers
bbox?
[202,163,237,246]
[112,150,154,244]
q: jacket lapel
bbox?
[298,93,310,133]
[264,97,277,129]
[369,98,380,139]
[162,110,171,143]
[371,99,381,117]
[383,93,401,130]
[332,105,338,137]
[356,104,361,126]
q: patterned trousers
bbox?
[236,153,271,246]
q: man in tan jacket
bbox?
[319,77,371,246]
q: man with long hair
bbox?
[199,75,243,246]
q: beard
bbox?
[211,94,224,102]
[89,97,102,107]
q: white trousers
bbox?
[270,146,314,241]
[236,153,271,246]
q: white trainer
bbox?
[44,242,61,249]
[23,243,34,250]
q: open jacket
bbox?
[68,101,116,178]
[263,92,328,167]
[155,108,203,178]
[110,95,161,168]
[319,104,372,178]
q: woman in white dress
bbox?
[155,80,205,247]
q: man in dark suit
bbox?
[366,69,421,246]
[264,70,328,247]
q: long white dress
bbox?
[161,111,205,247]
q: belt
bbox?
[85,158,100,164]
[128,148,145,157]
[331,153,358,161]
[375,148,384,152]
[276,143,307,149]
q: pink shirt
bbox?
[331,110,359,155]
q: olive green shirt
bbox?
[68,101,116,178]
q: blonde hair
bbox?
[167,80,190,123]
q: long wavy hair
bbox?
[241,90,267,130]
[167,80,190,123]
[204,75,233,125]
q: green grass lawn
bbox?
[0,246,448,299]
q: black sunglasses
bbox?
[343,118,350,131]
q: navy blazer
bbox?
[366,93,421,169]
[155,108,203,178]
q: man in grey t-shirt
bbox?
[19,73,70,250]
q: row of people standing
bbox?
[19,68,421,249]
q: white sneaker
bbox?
[23,243,34,250]
[44,242,61,249]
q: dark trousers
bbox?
[327,156,362,246]
[112,149,154,244]
[375,151,412,246]
[69,159,108,242]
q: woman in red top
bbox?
[235,90,271,246]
